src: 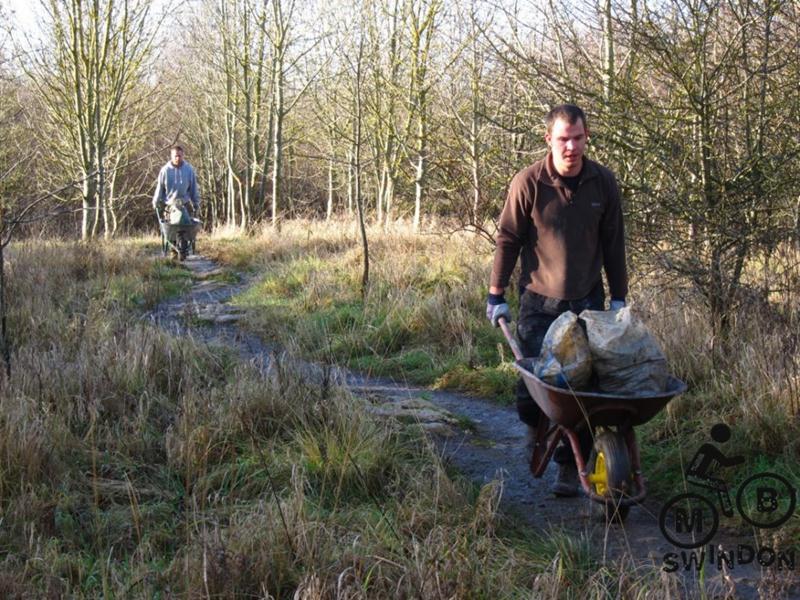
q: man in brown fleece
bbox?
[486,104,628,497]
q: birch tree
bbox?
[364,0,406,226]
[270,0,292,228]
[22,0,159,239]
[408,0,441,232]
[216,0,272,228]
[267,0,323,227]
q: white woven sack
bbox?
[580,307,668,395]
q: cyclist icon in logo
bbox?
[685,423,744,517]
[659,423,797,549]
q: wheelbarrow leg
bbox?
[563,428,592,491]
[530,417,562,478]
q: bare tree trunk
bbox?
[107,158,118,237]
[259,87,275,215]
[91,175,102,238]
[471,109,480,218]
[794,195,800,248]
[383,175,394,228]
[376,167,385,224]
[353,37,369,298]
[409,0,440,233]
[412,117,426,232]
[601,0,615,103]
[0,241,9,378]
[271,70,284,229]
[347,148,354,216]
[82,176,95,240]
[326,155,335,220]
[270,0,291,230]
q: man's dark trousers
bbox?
[516,280,605,465]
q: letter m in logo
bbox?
[675,508,704,533]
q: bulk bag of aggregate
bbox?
[579,307,668,395]
[534,311,592,389]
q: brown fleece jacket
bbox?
[490,153,628,301]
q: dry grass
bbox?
[631,258,800,506]
[207,220,800,433]
[206,221,800,532]
[0,236,686,598]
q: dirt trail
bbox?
[148,255,798,600]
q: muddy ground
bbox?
[147,255,799,600]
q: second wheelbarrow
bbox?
[156,208,201,261]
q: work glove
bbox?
[486,293,512,327]
[609,299,626,311]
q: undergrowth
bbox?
[205,221,800,542]
[0,237,691,597]
[207,223,518,403]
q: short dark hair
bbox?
[170,144,184,152]
[545,104,587,133]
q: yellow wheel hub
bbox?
[587,451,608,496]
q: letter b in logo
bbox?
[757,487,778,512]
[737,473,797,529]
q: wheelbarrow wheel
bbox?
[589,430,632,523]
[177,231,189,261]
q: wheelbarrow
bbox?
[498,317,687,521]
[156,208,201,261]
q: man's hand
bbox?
[609,299,626,311]
[486,293,512,327]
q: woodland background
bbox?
[2,0,800,326]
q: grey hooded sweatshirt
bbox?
[152,161,200,210]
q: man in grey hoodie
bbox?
[152,145,200,214]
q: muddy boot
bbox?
[551,462,579,497]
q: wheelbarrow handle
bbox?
[498,316,524,362]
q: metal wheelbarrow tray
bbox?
[158,216,201,260]
[515,356,686,430]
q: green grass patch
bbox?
[87,252,192,312]
[434,363,517,403]
[142,260,193,304]
[639,399,800,540]
[227,240,515,399]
